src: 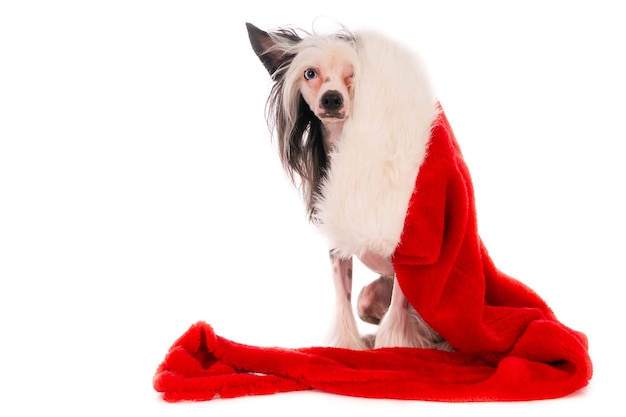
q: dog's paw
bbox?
[374,318,424,348]
[328,331,369,350]
[374,306,443,349]
[327,301,369,350]
[327,319,369,349]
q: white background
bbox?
[1,1,624,416]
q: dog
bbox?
[246,23,450,351]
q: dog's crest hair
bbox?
[247,23,357,220]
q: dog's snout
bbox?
[320,90,344,111]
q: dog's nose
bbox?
[320,90,344,111]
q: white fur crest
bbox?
[314,30,439,259]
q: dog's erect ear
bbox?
[246,22,295,77]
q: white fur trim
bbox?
[314,30,439,258]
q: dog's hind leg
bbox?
[357,275,393,325]
[327,251,367,349]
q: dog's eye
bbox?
[304,68,317,80]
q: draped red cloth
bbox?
[153,112,592,402]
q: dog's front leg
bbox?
[327,251,367,349]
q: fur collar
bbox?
[314,30,440,259]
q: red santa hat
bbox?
[153,28,592,402]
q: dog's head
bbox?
[246,22,357,128]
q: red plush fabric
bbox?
[153,111,592,402]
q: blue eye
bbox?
[304,68,317,80]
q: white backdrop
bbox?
[1,1,624,416]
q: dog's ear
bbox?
[246,22,295,78]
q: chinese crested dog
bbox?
[246,22,451,351]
